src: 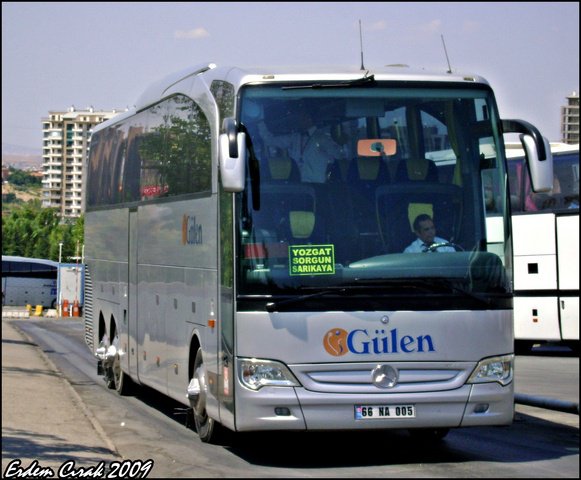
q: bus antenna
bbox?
[441,34,453,73]
[359,20,365,71]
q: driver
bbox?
[403,214,455,253]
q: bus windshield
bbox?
[236,83,509,302]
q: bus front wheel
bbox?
[189,347,219,443]
[409,428,450,442]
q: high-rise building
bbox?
[41,106,120,218]
[561,91,579,145]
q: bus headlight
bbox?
[238,358,300,390]
[468,354,514,386]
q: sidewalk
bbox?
[2,315,120,477]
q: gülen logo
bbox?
[323,328,435,356]
[182,215,203,245]
[323,328,349,356]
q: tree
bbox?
[1,200,84,262]
[31,207,60,258]
[7,167,42,187]
[71,215,84,253]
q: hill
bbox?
[2,181,42,217]
[2,154,43,170]
[2,182,41,203]
[2,143,43,170]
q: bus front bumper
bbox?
[233,382,514,432]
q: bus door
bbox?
[556,213,579,341]
[128,207,139,379]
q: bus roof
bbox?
[505,142,579,159]
[2,255,59,268]
[93,62,492,134]
[138,63,490,110]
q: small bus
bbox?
[2,255,58,308]
[84,63,553,443]
[507,143,579,352]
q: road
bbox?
[7,318,580,477]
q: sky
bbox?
[2,2,579,152]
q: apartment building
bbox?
[561,91,579,145]
[41,106,121,218]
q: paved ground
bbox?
[1,314,120,477]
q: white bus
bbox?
[507,143,579,353]
[84,63,553,443]
[2,255,58,308]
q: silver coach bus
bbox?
[84,63,553,443]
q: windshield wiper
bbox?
[266,287,348,312]
[265,280,429,312]
[264,276,501,312]
[411,277,499,306]
[281,74,376,90]
[346,277,498,307]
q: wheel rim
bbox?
[112,335,122,390]
[193,367,207,419]
[191,351,212,434]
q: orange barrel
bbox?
[62,299,70,317]
[72,300,80,317]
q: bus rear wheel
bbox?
[189,347,220,443]
[101,330,133,395]
[111,333,133,395]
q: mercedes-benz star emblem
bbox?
[371,364,398,388]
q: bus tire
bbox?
[514,340,534,355]
[110,332,134,395]
[190,347,220,443]
[566,340,579,354]
[98,332,117,390]
[409,428,450,442]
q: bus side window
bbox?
[139,95,211,201]
[529,175,563,211]
[508,162,523,212]
[522,162,538,212]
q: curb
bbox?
[2,310,30,318]
[515,393,580,415]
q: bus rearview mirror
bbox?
[502,119,553,193]
[219,119,246,192]
[521,134,553,193]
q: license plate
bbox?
[355,404,416,420]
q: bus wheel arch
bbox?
[187,335,201,382]
[98,312,108,350]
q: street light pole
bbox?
[58,242,64,315]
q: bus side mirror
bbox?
[219,118,246,192]
[520,134,553,192]
[502,119,553,192]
